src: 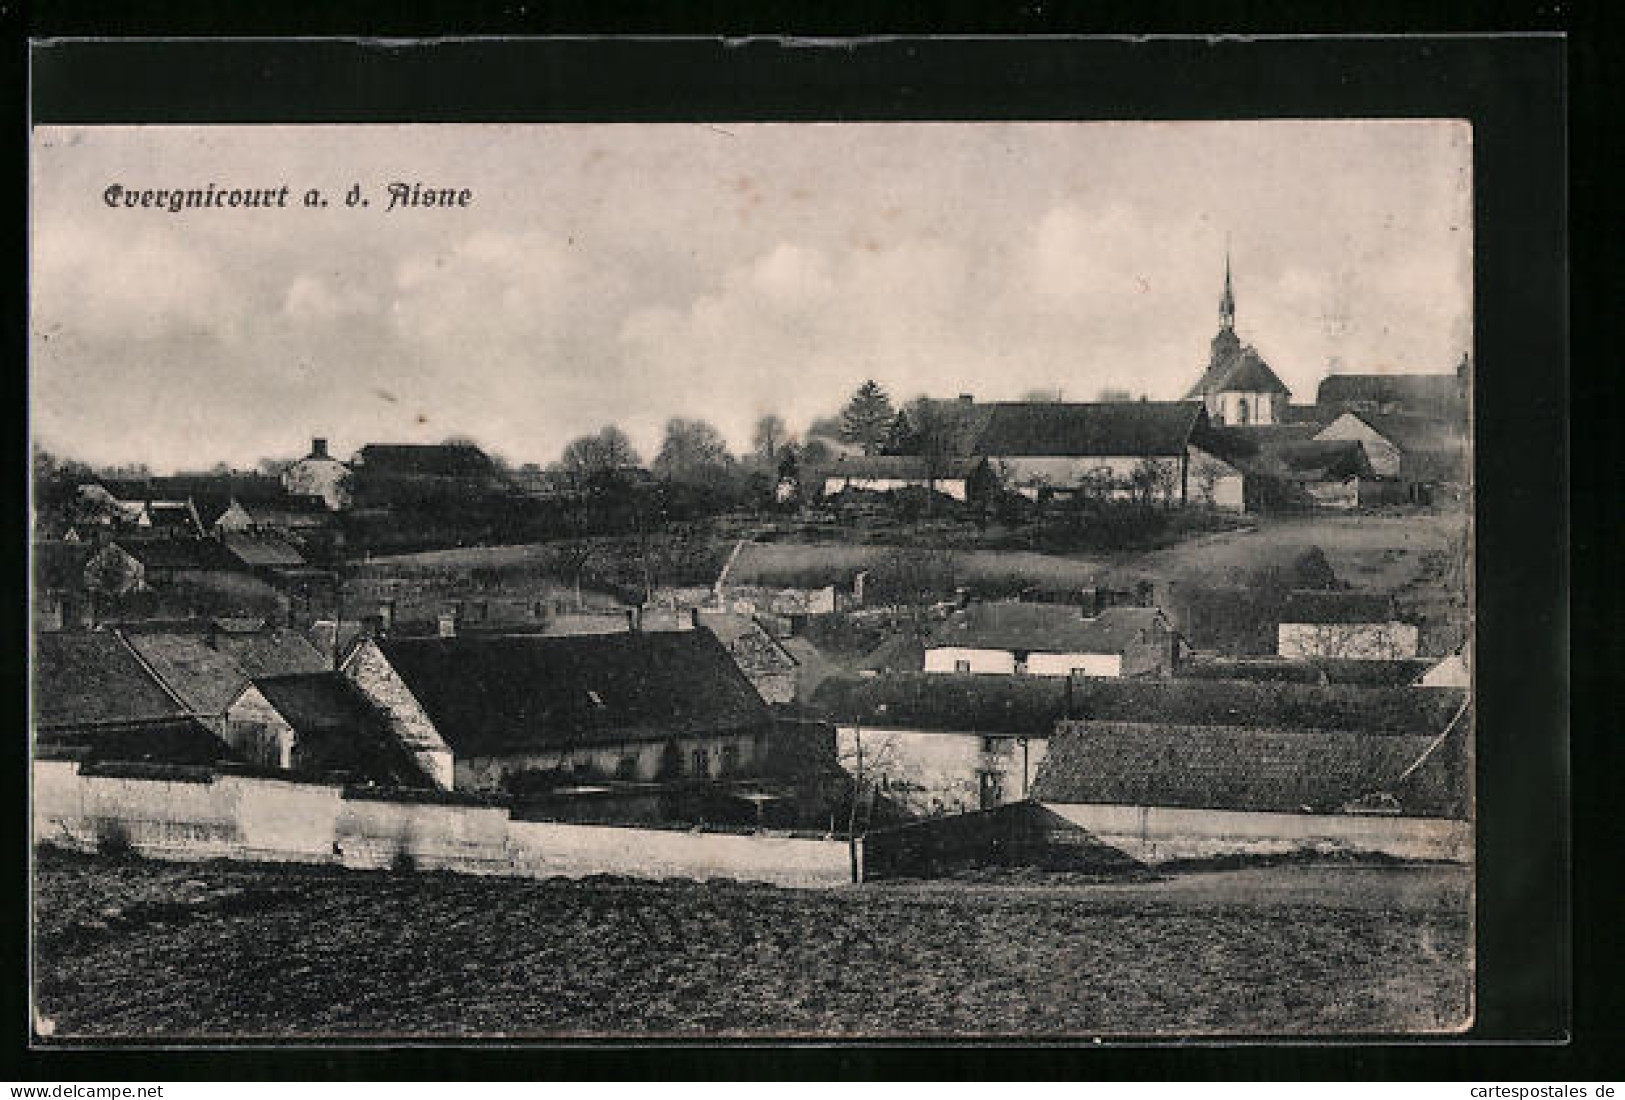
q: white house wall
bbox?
[821,476,968,501]
[836,725,1049,816]
[1277,621,1421,660]
[925,647,1122,678]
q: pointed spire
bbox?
[1219,246,1236,331]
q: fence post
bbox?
[850,834,864,884]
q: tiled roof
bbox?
[209,630,329,679]
[355,444,497,478]
[376,630,773,755]
[927,602,1167,654]
[36,714,230,765]
[220,532,307,568]
[1323,411,1466,453]
[808,672,1068,735]
[34,541,92,590]
[1033,719,1469,817]
[1186,344,1292,399]
[116,537,243,572]
[250,672,429,786]
[33,633,186,729]
[970,401,1204,458]
[1316,373,1463,410]
[1280,590,1400,624]
[1070,677,1464,737]
[121,631,256,716]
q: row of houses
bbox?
[817,262,1467,510]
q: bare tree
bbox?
[652,418,734,486]
[559,425,642,486]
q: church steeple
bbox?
[1219,250,1236,331]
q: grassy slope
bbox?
[34,851,1470,1038]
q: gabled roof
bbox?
[355,443,497,479]
[1186,344,1292,399]
[209,629,329,679]
[808,672,1068,735]
[220,532,307,568]
[119,628,329,717]
[249,672,428,786]
[375,630,773,755]
[1033,719,1468,817]
[928,602,1167,655]
[1317,373,1463,410]
[970,402,1205,458]
[1321,411,1465,453]
[33,632,187,729]
[1280,590,1400,624]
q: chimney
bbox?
[626,605,642,633]
[958,393,974,404]
[312,437,328,459]
[437,610,457,638]
[853,570,869,607]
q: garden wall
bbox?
[32,760,853,888]
[1038,802,1472,864]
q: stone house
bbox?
[1313,411,1468,490]
[280,438,353,510]
[1276,590,1421,660]
[117,624,331,737]
[222,671,428,785]
[924,601,1182,678]
[341,629,776,796]
[1316,360,1469,425]
[810,673,1067,816]
[84,537,246,595]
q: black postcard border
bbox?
[10,31,1588,1081]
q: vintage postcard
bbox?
[30,116,1475,1040]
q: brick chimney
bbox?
[957,393,974,404]
[311,437,329,459]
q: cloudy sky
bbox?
[31,122,1471,472]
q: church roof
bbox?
[1186,343,1292,400]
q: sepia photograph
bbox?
[29,116,1476,1040]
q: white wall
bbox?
[1278,621,1421,659]
[32,759,853,888]
[835,726,1048,816]
[1041,801,1471,864]
[924,647,1121,678]
[822,476,968,501]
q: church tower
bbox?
[1185,250,1291,426]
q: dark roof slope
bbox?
[251,672,428,786]
[820,455,986,480]
[33,633,186,729]
[34,541,93,589]
[928,603,1167,654]
[36,714,230,765]
[117,538,243,572]
[808,673,1068,735]
[356,444,497,478]
[1186,344,1292,399]
[970,402,1204,458]
[119,629,330,717]
[1070,677,1465,736]
[378,630,773,755]
[1033,719,1468,817]
[1280,590,1400,624]
[1317,373,1463,411]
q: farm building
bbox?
[222,672,428,786]
[810,673,1068,815]
[213,496,333,537]
[1316,360,1469,425]
[1184,257,1294,427]
[84,537,247,595]
[280,438,353,510]
[1029,707,1471,863]
[818,455,994,503]
[891,395,1244,509]
[117,624,330,737]
[32,632,230,765]
[350,442,506,504]
[924,601,1182,679]
[1313,410,1468,493]
[341,629,779,796]
[1276,590,1421,660]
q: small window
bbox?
[954,659,972,673]
[691,748,711,777]
[615,755,638,780]
[721,744,740,776]
[586,690,604,707]
[982,737,999,753]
